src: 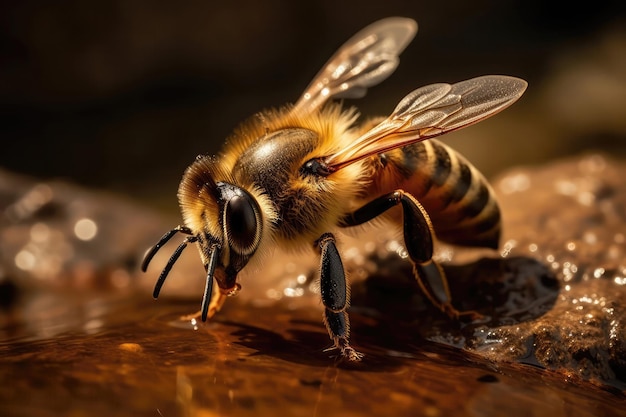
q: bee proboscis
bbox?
[142,17,527,361]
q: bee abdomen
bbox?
[382,140,500,249]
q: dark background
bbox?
[1,0,625,209]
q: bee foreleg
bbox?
[200,245,220,321]
[180,243,228,323]
[316,233,363,361]
[341,190,475,320]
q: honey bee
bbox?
[142,17,527,361]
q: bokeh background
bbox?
[1,0,625,210]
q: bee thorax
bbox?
[232,128,317,195]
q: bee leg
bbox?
[316,233,363,361]
[341,190,478,320]
[182,246,229,323]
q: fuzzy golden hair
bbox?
[177,102,373,259]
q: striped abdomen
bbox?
[371,139,500,249]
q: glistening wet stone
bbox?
[348,154,626,389]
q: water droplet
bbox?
[501,239,516,257]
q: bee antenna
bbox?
[141,225,193,272]
[152,235,198,299]
[200,244,220,322]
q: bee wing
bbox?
[325,75,528,170]
[291,17,417,116]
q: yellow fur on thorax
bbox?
[220,104,358,172]
[217,104,372,250]
[179,103,374,262]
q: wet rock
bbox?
[348,153,626,390]
[486,153,626,389]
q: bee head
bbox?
[177,155,265,291]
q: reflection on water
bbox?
[0,291,623,417]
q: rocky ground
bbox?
[0,153,624,416]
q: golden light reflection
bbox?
[74,218,98,241]
[118,343,143,353]
[15,249,36,271]
[577,191,595,206]
[593,268,605,278]
[583,232,597,245]
[500,239,516,257]
[555,179,577,196]
[4,183,53,222]
[498,172,530,194]
[283,286,304,297]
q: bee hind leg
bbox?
[341,190,481,321]
[316,233,363,361]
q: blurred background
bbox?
[1,0,625,211]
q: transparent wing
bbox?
[325,75,528,170]
[291,17,417,116]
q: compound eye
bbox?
[224,192,262,255]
